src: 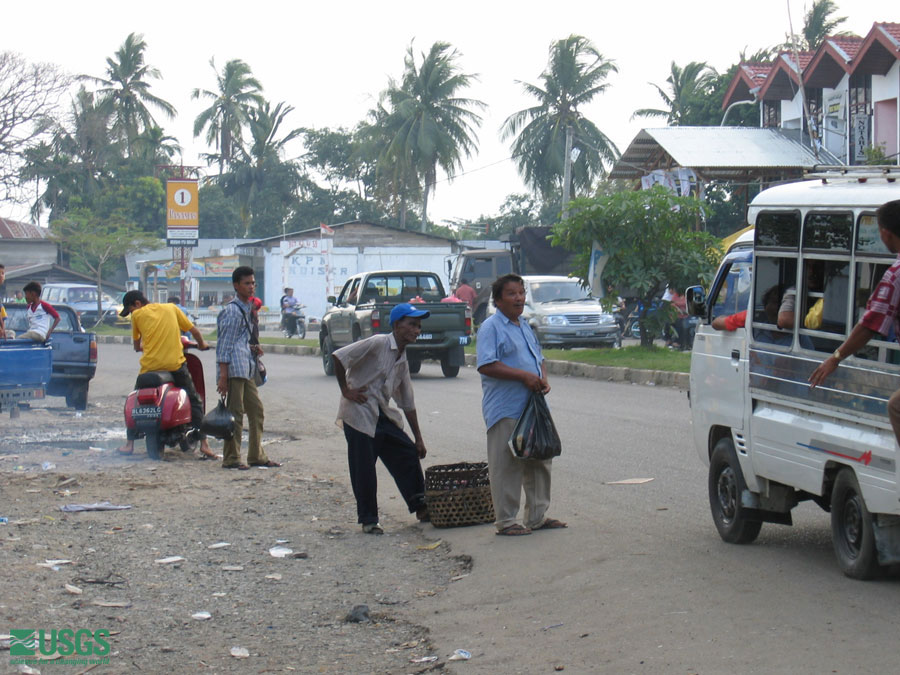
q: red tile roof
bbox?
[0,218,47,239]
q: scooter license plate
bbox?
[417,333,433,340]
[132,405,162,419]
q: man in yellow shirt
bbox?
[117,290,216,458]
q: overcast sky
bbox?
[4,0,891,227]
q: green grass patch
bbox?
[91,323,132,336]
[541,345,691,372]
[465,336,690,373]
[259,336,318,348]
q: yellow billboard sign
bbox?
[166,179,199,246]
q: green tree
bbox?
[50,208,159,324]
[198,182,241,238]
[302,125,376,199]
[220,100,302,237]
[782,0,848,51]
[84,33,176,156]
[501,35,619,200]
[381,41,485,231]
[21,87,118,222]
[192,58,264,175]
[632,61,719,126]
[552,187,719,346]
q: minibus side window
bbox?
[751,256,795,345]
[755,212,800,249]
[853,214,900,364]
[710,257,752,321]
[803,212,852,251]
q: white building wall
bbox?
[265,241,452,321]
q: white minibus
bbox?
[688,171,900,579]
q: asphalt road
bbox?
[87,344,900,673]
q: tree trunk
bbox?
[421,186,429,233]
[95,269,104,329]
[399,194,407,230]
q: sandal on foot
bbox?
[362,523,384,535]
[533,518,567,530]
[496,524,532,536]
[116,447,134,455]
[223,463,250,470]
[250,460,282,467]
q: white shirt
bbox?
[333,333,415,438]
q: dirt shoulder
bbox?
[0,402,468,673]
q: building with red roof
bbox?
[720,20,899,166]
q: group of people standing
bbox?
[113,267,566,538]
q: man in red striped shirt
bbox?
[21,281,59,342]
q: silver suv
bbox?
[489,275,620,348]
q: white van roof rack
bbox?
[804,165,898,183]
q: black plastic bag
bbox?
[507,391,562,460]
[200,397,235,440]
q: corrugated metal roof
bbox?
[0,218,47,239]
[609,127,841,180]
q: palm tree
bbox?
[632,61,718,125]
[222,100,302,236]
[192,58,264,175]
[381,42,485,231]
[84,33,176,156]
[781,0,849,51]
[502,35,618,200]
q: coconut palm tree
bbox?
[381,41,484,231]
[632,61,719,125]
[192,58,264,175]
[84,33,176,156]
[502,35,618,200]
[221,100,302,237]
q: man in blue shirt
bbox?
[477,274,567,536]
[216,266,280,470]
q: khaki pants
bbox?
[223,377,267,466]
[486,417,552,531]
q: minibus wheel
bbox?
[831,468,879,580]
[709,438,762,544]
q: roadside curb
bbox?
[97,335,689,389]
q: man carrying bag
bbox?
[477,274,567,536]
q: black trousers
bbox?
[342,411,426,525]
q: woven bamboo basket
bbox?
[425,462,494,528]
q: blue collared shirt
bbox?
[216,297,255,380]
[476,311,544,430]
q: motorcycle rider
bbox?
[117,290,217,459]
[281,287,302,336]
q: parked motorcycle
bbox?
[123,338,207,460]
[282,304,306,339]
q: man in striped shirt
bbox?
[810,200,900,441]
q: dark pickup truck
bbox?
[3,303,98,409]
[320,270,471,378]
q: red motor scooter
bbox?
[123,338,207,460]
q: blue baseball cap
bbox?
[390,302,430,326]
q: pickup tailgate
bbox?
[416,303,468,336]
[0,340,51,402]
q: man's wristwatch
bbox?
[833,348,843,362]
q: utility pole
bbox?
[562,125,574,216]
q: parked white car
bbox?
[488,275,619,348]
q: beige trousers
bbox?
[223,377,267,466]
[486,417,552,531]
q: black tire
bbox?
[408,358,422,374]
[298,322,306,339]
[708,437,763,544]
[831,468,879,580]
[351,326,361,342]
[322,335,335,376]
[440,358,459,378]
[146,431,164,460]
[65,383,89,411]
